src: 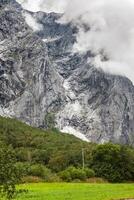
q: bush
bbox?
[16,163,59,182]
[15,162,30,177]
[69,167,86,180]
[29,164,54,181]
[59,166,95,182]
[84,168,95,178]
[59,170,72,182]
[29,164,45,177]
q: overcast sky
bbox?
[17,0,134,83]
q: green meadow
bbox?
[17,183,134,200]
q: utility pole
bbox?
[82,148,85,170]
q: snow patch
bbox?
[42,39,48,43]
[42,36,62,43]
[61,126,89,142]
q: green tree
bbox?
[117,146,134,181]
[48,152,69,172]
[91,143,134,182]
[0,144,20,199]
[45,113,56,129]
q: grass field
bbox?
[17,183,134,200]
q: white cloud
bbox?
[17,0,134,83]
[17,0,67,13]
[59,0,134,83]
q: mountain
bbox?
[0,0,134,145]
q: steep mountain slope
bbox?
[35,11,134,144]
[0,1,65,128]
[0,0,134,144]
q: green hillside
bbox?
[0,116,94,171]
[0,116,134,183]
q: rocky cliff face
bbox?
[0,1,65,128]
[0,0,134,144]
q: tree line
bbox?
[0,116,134,199]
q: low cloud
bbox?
[17,0,134,83]
[17,0,67,13]
[60,0,134,82]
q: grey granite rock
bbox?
[0,0,134,144]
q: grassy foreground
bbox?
[17,183,134,200]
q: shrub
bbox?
[29,164,45,177]
[16,163,60,183]
[59,170,72,182]
[84,168,95,178]
[69,167,86,180]
[59,166,95,182]
[15,162,30,177]
[29,164,51,180]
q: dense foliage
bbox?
[91,143,134,182]
[0,116,134,184]
[0,144,20,199]
[59,166,95,182]
[0,117,94,171]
